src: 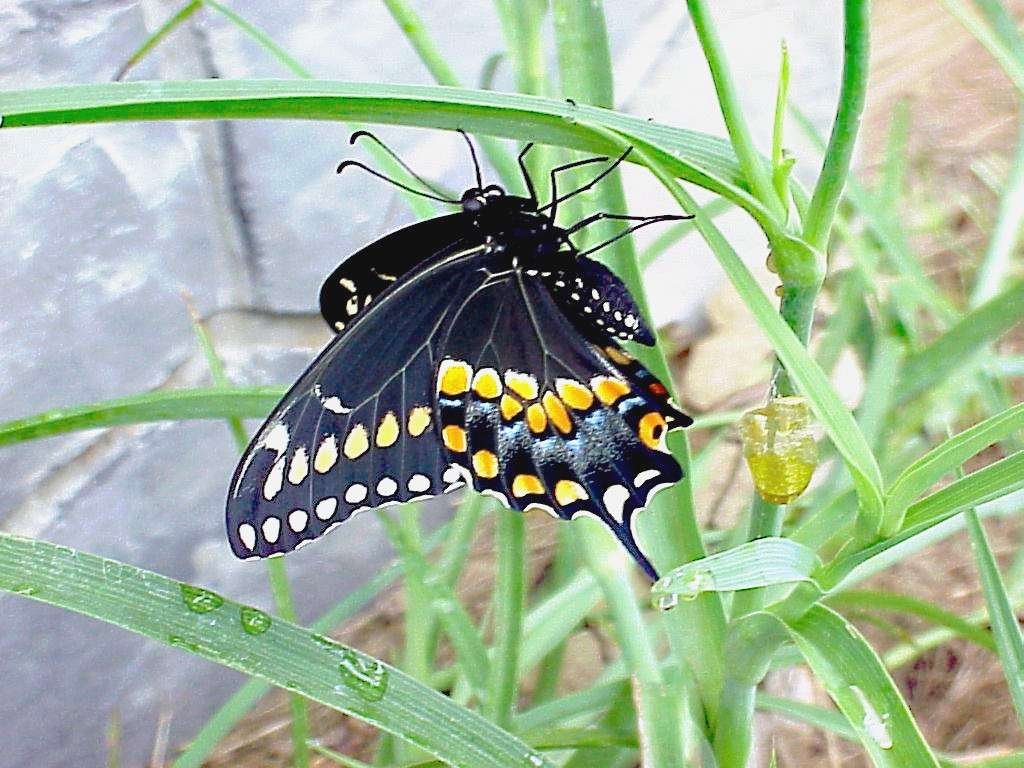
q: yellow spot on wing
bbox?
[376,411,400,447]
[407,406,432,437]
[438,359,472,395]
[512,474,545,498]
[542,392,573,434]
[500,394,523,421]
[604,345,633,366]
[504,370,538,400]
[314,435,338,473]
[472,449,499,479]
[288,446,309,484]
[554,479,588,505]
[442,425,467,452]
[592,376,631,406]
[343,424,369,459]
[472,368,502,399]
[556,379,595,411]
[526,403,548,434]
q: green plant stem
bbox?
[552,3,726,736]
[972,110,1024,305]
[802,0,871,252]
[773,2,870,395]
[188,310,310,768]
[381,0,520,188]
[572,519,685,768]
[487,508,525,730]
[685,0,786,218]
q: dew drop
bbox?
[239,606,272,635]
[167,635,202,653]
[655,592,679,611]
[850,685,893,749]
[180,584,224,613]
[337,648,389,702]
[526,752,545,766]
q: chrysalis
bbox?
[739,396,817,504]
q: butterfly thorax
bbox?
[460,186,569,265]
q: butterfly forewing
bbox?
[227,237,488,558]
[319,214,474,333]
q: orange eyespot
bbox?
[638,412,668,451]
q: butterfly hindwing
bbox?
[227,235,487,558]
[433,266,686,579]
[541,255,656,345]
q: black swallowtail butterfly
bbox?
[225,131,693,579]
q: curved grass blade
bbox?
[0,534,551,768]
[113,1,201,81]
[774,603,941,767]
[0,386,284,447]
[886,401,1024,518]
[652,538,820,603]
[0,80,768,222]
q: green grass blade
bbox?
[972,114,1024,305]
[755,693,858,740]
[964,506,1024,726]
[113,1,202,81]
[172,523,453,768]
[896,280,1024,404]
[902,450,1024,530]
[637,197,733,270]
[0,386,284,447]
[826,590,997,652]
[0,534,551,768]
[377,511,491,700]
[0,80,765,214]
[652,538,820,602]
[187,308,310,767]
[775,603,941,767]
[886,401,1024,517]
[202,0,311,77]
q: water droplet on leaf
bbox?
[239,606,271,635]
[337,648,389,702]
[180,584,224,613]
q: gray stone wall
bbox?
[0,2,839,765]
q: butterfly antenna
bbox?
[518,143,537,204]
[336,160,459,204]
[576,215,687,258]
[457,128,484,189]
[349,130,452,200]
[539,146,633,216]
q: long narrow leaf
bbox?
[776,604,940,767]
[0,386,284,446]
[0,80,776,226]
[886,402,1024,516]
[964,507,1024,726]
[652,538,819,601]
[0,534,551,768]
